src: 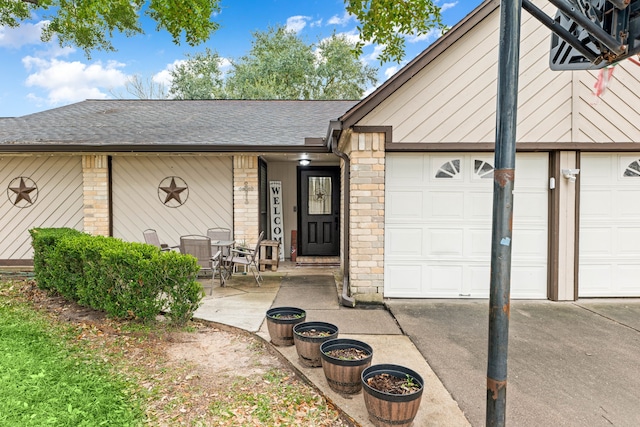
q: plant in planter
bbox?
[361,364,424,427]
[265,307,306,346]
[320,338,373,394]
[293,321,339,367]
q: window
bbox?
[308,176,332,214]
[623,159,640,177]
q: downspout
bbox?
[328,120,356,308]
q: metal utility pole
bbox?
[486,0,522,424]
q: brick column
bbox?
[233,155,260,247]
[82,155,109,236]
[346,132,386,303]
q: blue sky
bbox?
[0,0,482,117]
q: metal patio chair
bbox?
[229,231,264,286]
[180,234,224,292]
[143,228,178,252]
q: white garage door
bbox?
[112,155,233,246]
[579,153,640,297]
[385,153,548,299]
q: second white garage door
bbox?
[385,153,549,299]
[579,153,640,297]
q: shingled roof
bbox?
[0,99,358,152]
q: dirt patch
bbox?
[6,280,353,426]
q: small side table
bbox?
[259,240,280,272]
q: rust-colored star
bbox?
[159,177,187,205]
[9,177,36,206]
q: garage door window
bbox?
[474,160,494,179]
[624,159,640,177]
[435,159,461,178]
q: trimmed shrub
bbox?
[29,228,203,325]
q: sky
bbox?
[0,0,483,117]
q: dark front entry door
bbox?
[298,167,340,256]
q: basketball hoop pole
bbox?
[486,0,522,425]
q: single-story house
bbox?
[2,0,639,302]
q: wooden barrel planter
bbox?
[293,321,339,367]
[320,338,373,394]
[361,364,424,427]
[265,307,306,346]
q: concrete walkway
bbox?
[194,263,470,427]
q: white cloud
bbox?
[0,21,47,48]
[407,28,440,44]
[384,65,401,79]
[441,2,458,12]
[152,59,185,87]
[327,12,354,26]
[286,16,311,33]
[22,57,128,105]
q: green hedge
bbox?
[29,228,202,325]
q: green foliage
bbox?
[168,48,226,99]
[345,0,446,63]
[0,293,144,426]
[2,0,221,57]
[29,228,202,325]
[223,26,377,100]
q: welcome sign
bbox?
[269,181,285,261]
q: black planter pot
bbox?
[265,307,306,346]
[293,321,339,367]
[361,364,424,427]
[320,338,373,394]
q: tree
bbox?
[225,26,316,100]
[111,74,168,99]
[311,33,378,100]
[1,0,221,57]
[345,0,445,63]
[2,1,442,63]
[222,27,377,100]
[168,49,225,100]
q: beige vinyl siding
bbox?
[357,0,640,145]
[112,155,233,246]
[0,155,83,259]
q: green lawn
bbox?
[0,282,145,427]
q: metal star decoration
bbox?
[158,176,188,207]
[8,177,37,207]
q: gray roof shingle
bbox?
[0,99,358,148]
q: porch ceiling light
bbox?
[299,159,311,166]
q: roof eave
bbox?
[339,0,500,129]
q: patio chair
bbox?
[180,234,224,292]
[143,229,178,252]
[229,231,264,286]
[206,227,233,257]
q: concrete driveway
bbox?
[386,299,640,427]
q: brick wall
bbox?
[233,155,260,247]
[82,154,109,236]
[345,132,386,302]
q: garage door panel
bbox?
[387,191,423,219]
[618,190,640,215]
[385,152,548,299]
[581,191,613,216]
[428,229,464,255]
[511,267,548,298]
[386,156,425,184]
[579,264,613,296]
[512,229,547,257]
[385,264,423,296]
[470,229,491,256]
[469,266,490,296]
[429,265,464,294]
[581,228,613,254]
[514,192,547,219]
[429,191,465,218]
[618,228,640,252]
[619,265,640,294]
[469,193,492,218]
[386,227,423,257]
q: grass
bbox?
[0,281,145,427]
